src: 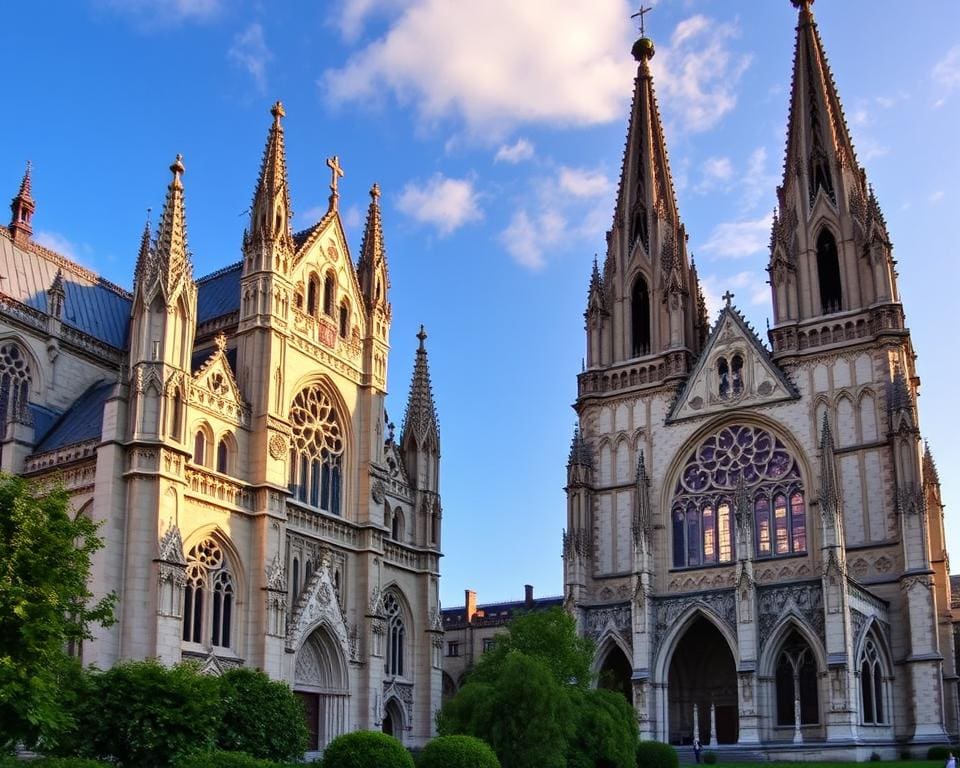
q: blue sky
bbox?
[2,0,958,608]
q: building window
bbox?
[447,642,460,657]
[384,591,405,678]
[816,229,842,315]
[182,537,236,650]
[391,508,404,541]
[193,431,207,466]
[672,424,807,568]
[717,355,744,399]
[775,630,818,726]
[483,638,496,653]
[860,637,886,724]
[0,342,31,428]
[288,385,344,515]
[307,275,320,316]
[323,274,335,317]
[339,301,350,339]
[631,275,651,357]
[216,439,229,474]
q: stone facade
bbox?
[564,3,955,757]
[1,103,443,749]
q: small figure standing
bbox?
[693,738,702,764]
[945,752,956,768]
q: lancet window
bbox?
[860,636,887,725]
[288,385,344,515]
[0,342,31,429]
[182,537,235,649]
[384,591,405,678]
[631,276,651,357]
[775,630,819,726]
[671,425,807,568]
[816,229,843,315]
[323,274,335,317]
[717,354,744,399]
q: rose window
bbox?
[672,424,806,568]
[288,385,344,515]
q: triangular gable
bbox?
[383,439,410,487]
[668,306,798,423]
[191,334,246,411]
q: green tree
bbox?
[470,607,594,688]
[417,734,500,768]
[320,731,413,768]
[216,667,308,762]
[567,688,637,768]
[0,475,114,752]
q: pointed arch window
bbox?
[323,274,335,317]
[288,385,345,515]
[816,229,842,315]
[292,557,300,602]
[384,591,406,678]
[182,537,236,650]
[0,342,31,431]
[216,438,229,474]
[307,275,320,316]
[775,630,819,726]
[860,636,887,724]
[339,301,350,339]
[194,431,207,467]
[631,276,651,357]
[672,425,807,568]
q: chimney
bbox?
[524,584,534,609]
[465,589,477,623]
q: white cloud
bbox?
[856,137,889,162]
[652,15,751,132]
[98,0,221,23]
[229,23,272,94]
[739,147,777,212]
[322,0,635,134]
[557,167,612,198]
[933,46,960,91]
[500,208,566,270]
[35,231,85,264]
[343,204,362,228]
[929,190,945,204]
[396,173,482,235]
[699,213,773,260]
[700,270,770,320]
[337,0,407,41]
[495,138,535,164]
[695,155,733,192]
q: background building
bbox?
[564,1,954,756]
[1,103,443,750]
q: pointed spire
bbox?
[133,209,153,289]
[923,441,940,488]
[819,412,841,525]
[568,425,593,468]
[634,449,651,545]
[400,325,440,450]
[9,161,36,242]
[358,183,389,313]
[47,268,65,320]
[781,0,861,207]
[248,100,293,249]
[153,154,193,300]
[586,254,606,314]
[888,366,913,415]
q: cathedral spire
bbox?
[923,441,940,488]
[586,255,605,315]
[133,210,152,289]
[567,425,593,469]
[400,325,440,452]
[819,413,841,529]
[358,183,390,314]
[153,154,193,302]
[248,100,293,250]
[9,161,36,243]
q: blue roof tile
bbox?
[196,262,241,323]
[35,381,114,453]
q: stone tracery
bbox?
[288,384,344,514]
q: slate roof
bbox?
[29,403,62,445]
[442,595,563,631]
[196,261,242,324]
[34,381,113,453]
[0,232,131,348]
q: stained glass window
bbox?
[672,424,807,567]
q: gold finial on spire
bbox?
[791,0,814,7]
[271,100,285,121]
[170,154,185,186]
[631,4,653,37]
[630,5,655,62]
[370,182,381,200]
[417,324,427,350]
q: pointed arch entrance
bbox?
[597,640,633,704]
[294,624,349,751]
[382,698,405,741]
[666,616,738,745]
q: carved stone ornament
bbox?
[371,480,386,504]
[584,603,632,642]
[157,522,187,565]
[286,560,351,659]
[268,433,288,460]
[265,554,285,592]
[652,590,737,657]
[756,582,824,651]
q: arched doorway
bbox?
[294,625,349,751]
[598,642,633,704]
[382,698,405,741]
[667,616,738,745]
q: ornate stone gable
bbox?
[756,581,824,652]
[190,333,248,424]
[652,589,737,658]
[286,555,351,661]
[668,304,798,423]
[583,602,632,645]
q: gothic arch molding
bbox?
[758,614,826,677]
[653,602,738,683]
[594,629,632,675]
[181,526,246,596]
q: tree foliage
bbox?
[567,688,637,768]
[0,475,114,752]
[320,731,413,768]
[216,668,308,761]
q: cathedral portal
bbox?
[667,616,738,746]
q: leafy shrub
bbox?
[929,747,954,761]
[567,688,636,768]
[18,760,112,768]
[636,741,679,768]
[321,731,413,768]
[216,668,308,762]
[58,660,222,768]
[176,750,281,768]
[417,735,500,768]
[702,751,717,765]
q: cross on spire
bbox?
[722,290,735,308]
[631,4,653,36]
[326,155,344,210]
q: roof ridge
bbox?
[196,259,243,284]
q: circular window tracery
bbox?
[290,386,344,458]
[288,384,344,515]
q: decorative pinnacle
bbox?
[170,154,185,186]
[417,324,427,350]
[630,5,655,62]
[722,290,735,308]
[370,182,381,199]
[791,0,814,8]
[19,161,33,198]
[271,100,285,121]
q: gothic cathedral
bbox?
[564,1,953,755]
[0,103,443,749]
